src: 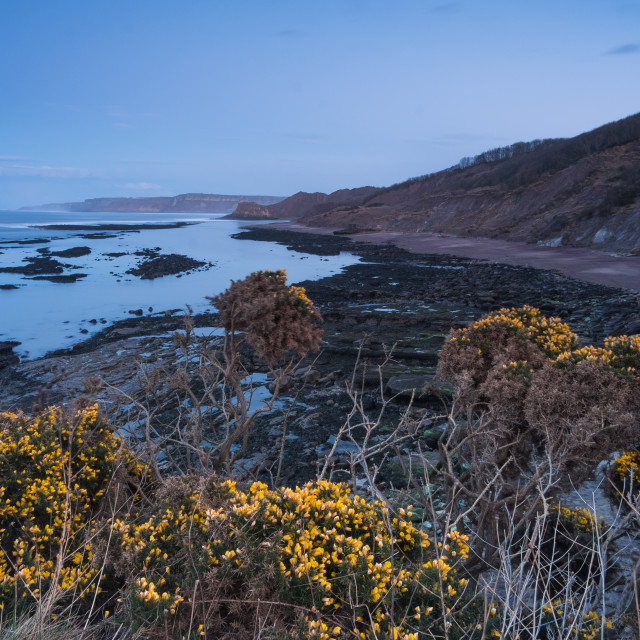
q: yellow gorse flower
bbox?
[0,405,152,608]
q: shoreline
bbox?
[252,222,640,292]
[2,226,639,482]
[2,223,638,375]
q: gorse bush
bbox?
[3,297,639,638]
[207,269,322,365]
[1,406,498,639]
[440,305,640,389]
[438,305,640,459]
[0,406,154,616]
[556,334,640,377]
[538,605,614,640]
[610,450,640,502]
[105,478,496,639]
[437,306,640,556]
[129,269,324,476]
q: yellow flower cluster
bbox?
[612,451,640,484]
[288,285,315,314]
[556,336,640,378]
[449,306,578,358]
[542,603,613,639]
[550,504,606,537]
[258,268,288,285]
[448,306,640,380]
[0,406,150,611]
[108,479,481,638]
[606,334,640,351]
[501,360,533,378]
[0,405,499,637]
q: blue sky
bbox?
[1,0,639,209]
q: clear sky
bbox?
[1,0,639,209]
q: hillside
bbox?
[226,186,379,220]
[248,113,640,254]
[20,193,285,214]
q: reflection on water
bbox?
[0,211,358,359]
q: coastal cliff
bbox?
[234,113,640,254]
[20,192,285,214]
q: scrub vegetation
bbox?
[1,272,640,639]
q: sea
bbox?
[0,211,358,360]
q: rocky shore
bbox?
[1,228,639,485]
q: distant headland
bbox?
[19,193,285,214]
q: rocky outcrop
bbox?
[225,187,380,221]
[230,202,273,219]
[0,342,20,370]
[126,253,210,279]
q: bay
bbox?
[0,211,358,359]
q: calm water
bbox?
[0,211,358,359]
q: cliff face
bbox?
[21,193,285,214]
[294,113,640,255]
[230,202,275,219]
[226,186,380,220]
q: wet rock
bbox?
[49,246,91,258]
[300,368,321,384]
[386,373,433,398]
[623,319,640,335]
[126,253,209,279]
[29,273,87,283]
[0,256,67,276]
[388,451,440,484]
[268,375,292,393]
[422,426,446,449]
[0,341,20,369]
[316,435,361,458]
[0,238,50,245]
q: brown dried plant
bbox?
[111,270,323,477]
[435,307,640,567]
[207,269,322,366]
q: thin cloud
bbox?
[0,164,101,178]
[606,43,640,55]
[0,155,31,162]
[124,182,161,190]
[106,105,129,119]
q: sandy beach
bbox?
[258,223,640,292]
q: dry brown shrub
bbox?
[208,269,323,365]
[438,325,548,405]
[525,359,640,479]
[477,361,533,471]
[436,308,640,564]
